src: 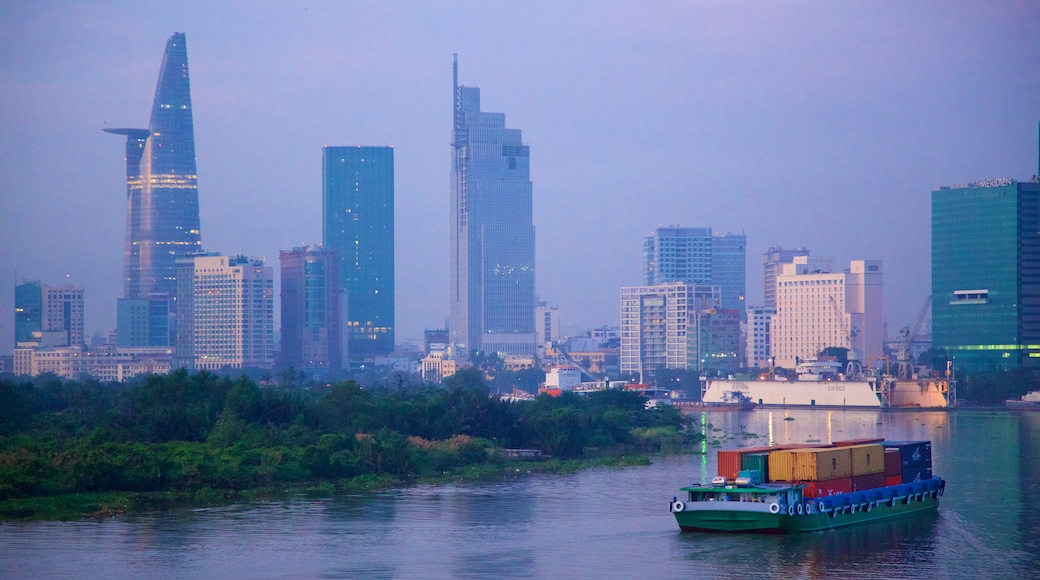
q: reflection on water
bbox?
[1,409,1036,579]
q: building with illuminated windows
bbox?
[932,177,1040,372]
[176,254,274,370]
[323,146,395,367]
[450,55,537,356]
[105,32,202,347]
[279,244,343,375]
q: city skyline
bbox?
[2,3,1039,354]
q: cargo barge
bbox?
[670,439,944,533]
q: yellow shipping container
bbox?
[769,451,848,482]
[767,449,797,481]
[769,448,852,481]
[846,443,885,476]
[797,448,852,481]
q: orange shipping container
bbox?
[802,477,853,499]
[717,450,744,480]
[884,449,902,476]
[847,444,886,476]
[833,438,885,447]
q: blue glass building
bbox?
[323,146,395,364]
[14,281,42,344]
[932,178,1040,372]
[450,55,536,356]
[644,227,746,320]
[106,33,202,320]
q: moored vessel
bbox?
[700,360,955,409]
[670,439,945,533]
[1006,390,1040,410]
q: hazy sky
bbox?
[2,1,1039,354]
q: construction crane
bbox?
[896,295,931,380]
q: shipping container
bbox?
[901,465,933,483]
[884,449,902,477]
[885,474,903,487]
[769,447,852,481]
[802,476,853,499]
[740,452,769,478]
[718,444,824,480]
[717,450,744,480]
[851,471,886,491]
[833,438,885,447]
[846,443,886,475]
[884,441,932,468]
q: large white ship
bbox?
[701,360,955,409]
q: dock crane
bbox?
[897,296,931,380]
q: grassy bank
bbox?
[0,455,655,522]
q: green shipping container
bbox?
[741,452,770,479]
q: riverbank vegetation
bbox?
[0,369,699,520]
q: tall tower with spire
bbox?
[450,55,536,356]
[106,32,202,304]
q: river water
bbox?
[2,408,1038,579]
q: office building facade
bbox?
[323,146,394,366]
[450,55,537,356]
[746,306,777,369]
[14,281,43,344]
[178,255,274,370]
[105,32,202,339]
[279,244,343,374]
[771,258,883,368]
[932,178,1040,372]
[14,281,84,347]
[643,227,746,320]
[620,283,725,380]
[116,297,170,347]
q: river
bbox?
[2,408,1038,579]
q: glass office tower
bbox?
[279,245,343,375]
[932,179,1040,372]
[106,33,201,354]
[644,227,746,321]
[450,55,536,356]
[323,146,395,365]
[14,281,42,344]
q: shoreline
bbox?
[0,454,658,523]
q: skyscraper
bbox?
[932,177,1040,372]
[643,227,746,320]
[279,245,343,375]
[450,55,536,356]
[323,146,395,366]
[105,32,202,310]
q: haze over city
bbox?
[2,1,1039,354]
